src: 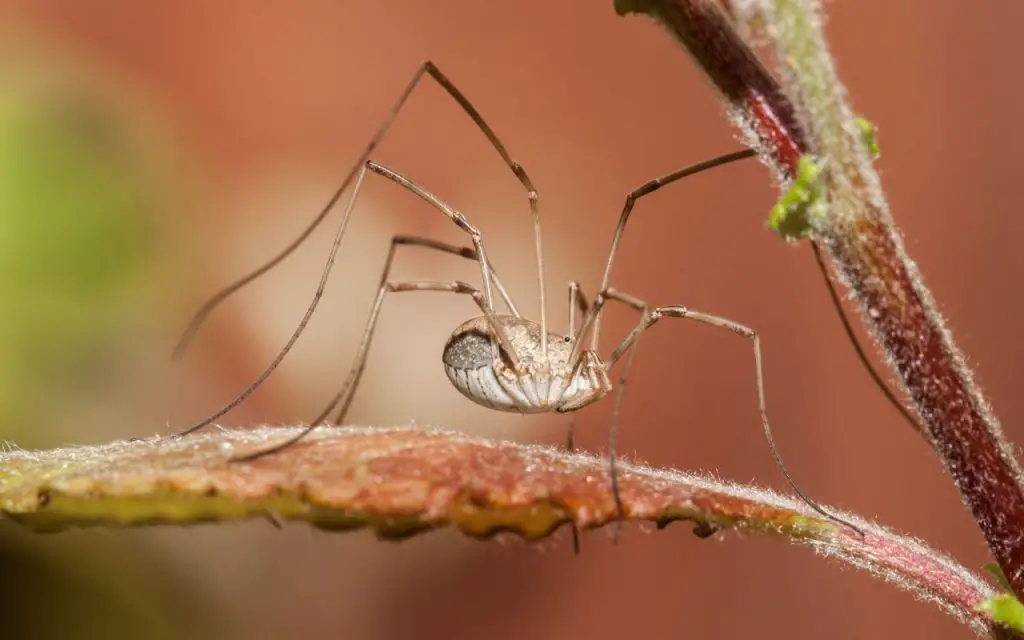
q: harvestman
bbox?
[173,61,867,539]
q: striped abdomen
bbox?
[442,315,608,413]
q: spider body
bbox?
[442,314,610,413]
[172,60,864,541]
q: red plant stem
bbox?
[651,0,804,170]
[619,0,1024,601]
[0,425,1007,634]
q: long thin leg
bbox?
[174,61,546,359]
[810,240,924,439]
[366,160,519,363]
[598,290,649,544]
[174,63,434,358]
[327,235,517,424]
[233,279,494,462]
[564,281,590,452]
[175,162,516,438]
[571,148,916,446]
[174,164,370,437]
[392,235,520,317]
[567,280,589,345]
[419,65,548,364]
[567,282,632,370]
[566,289,651,542]
[564,280,591,555]
[229,169,520,457]
[605,291,864,536]
[589,149,757,353]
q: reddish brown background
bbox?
[3,1,1023,638]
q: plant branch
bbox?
[615,0,1024,603]
[0,426,1007,634]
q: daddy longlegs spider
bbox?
[173,61,892,546]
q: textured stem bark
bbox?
[616,0,1024,603]
[0,426,1007,635]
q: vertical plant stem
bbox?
[616,0,1024,600]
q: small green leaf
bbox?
[855,116,880,158]
[768,155,826,240]
[0,64,163,440]
[978,564,1024,630]
[766,120,877,241]
[977,593,1024,631]
[985,563,1014,592]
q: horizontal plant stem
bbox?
[0,426,1004,634]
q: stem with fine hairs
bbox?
[0,426,1009,635]
[615,0,1024,603]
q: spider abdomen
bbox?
[442,314,608,413]
[444,361,541,413]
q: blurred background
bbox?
[0,1,1020,638]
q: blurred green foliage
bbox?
[0,46,206,640]
[0,67,157,440]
